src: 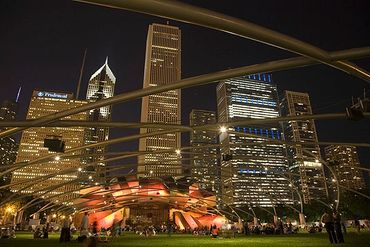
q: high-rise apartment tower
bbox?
[0,99,19,186]
[280,91,328,203]
[189,109,220,197]
[325,145,366,190]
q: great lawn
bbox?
[1,231,369,247]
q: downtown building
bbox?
[280,91,328,203]
[11,90,87,202]
[138,23,182,178]
[189,109,220,198]
[324,145,366,190]
[216,74,292,207]
[0,98,19,187]
[83,58,116,182]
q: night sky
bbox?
[1,1,369,171]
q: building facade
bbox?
[324,145,366,190]
[11,90,87,202]
[280,91,328,203]
[138,23,182,177]
[216,74,292,207]
[0,99,19,186]
[83,58,116,182]
[0,99,18,122]
[189,109,220,197]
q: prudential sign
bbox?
[36,91,69,99]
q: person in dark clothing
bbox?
[354,219,361,233]
[43,223,49,239]
[59,218,71,242]
[92,220,98,236]
[333,210,344,243]
[321,210,337,244]
[243,222,249,235]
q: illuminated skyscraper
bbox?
[0,99,19,187]
[189,109,220,196]
[138,23,182,177]
[11,90,87,201]
[280,91,328,203]
[84,58,116,181]
[0,99,18,122]
[216,74,291,207]
[325,145,366,190]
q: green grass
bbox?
[1,231,370,247]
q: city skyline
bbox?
[0,0,369,171]
[1,1,370,238]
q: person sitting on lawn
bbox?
[33,227,43,239]
[211,227,219,238]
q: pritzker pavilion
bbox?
[0,0,369,246]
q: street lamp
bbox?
[6,206,14,213]
[54,156,61,161]
[175,149,181,155]
[220,126,227,133]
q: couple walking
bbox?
[321,209,344,244]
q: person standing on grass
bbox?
[81,212,89,232]
[354,219,361,234]
[43,222,49,239]
[321,210,337,244]
[333,210,344,243]
[59,217,71,242]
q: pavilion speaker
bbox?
[346,106,364,121]
[222,154,233,161]
[359,98,370,112]
[44,136,65,153]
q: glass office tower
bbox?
[217,74,291,207]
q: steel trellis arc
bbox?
[1,47,370,139]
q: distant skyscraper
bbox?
[189,109,220,196]
[325,145,366,190]
[0,137,17,186]
[0,99,18,122]
[11,90,87,201]
[280,91,328,203]
[83,58,116,181]
[0,99,19,187]
[216,74,291,207]
[138,23,182,178]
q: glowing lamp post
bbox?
[219,126,227,133]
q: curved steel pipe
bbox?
[1,112,369,128]
[75,0,370,83]
[1,47,370,139]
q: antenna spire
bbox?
[16,86,22,103]
[76,48,87,100]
